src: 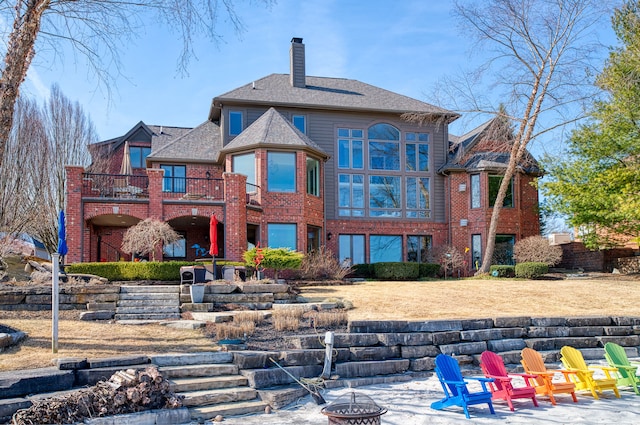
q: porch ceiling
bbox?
[89,214,140,227]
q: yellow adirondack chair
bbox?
[560,346,620,399]
[604,342,640,395]
[520,347,578,405]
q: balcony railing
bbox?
[161,176,224,201]
[82,173,259,204]
[82,173,149,199]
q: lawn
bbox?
[2,276,639,372]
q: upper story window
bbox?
[268,151,296,192]
[489,175,513,208]
[338,128,364,169]
[161,165,186,193]
[406,177,430,218]
[229,111,243,136]
[405,132,429,172]
[306,157,320,196]
[232,152,256,187]
[130,146,151,168]
[471,174,481,208]
[368,124,400,171]
[293,115,306,134]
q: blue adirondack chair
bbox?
[431,354,496,419]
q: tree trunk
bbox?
[0,0,50,170]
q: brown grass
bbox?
[2,276,640,372]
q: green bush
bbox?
[349,263,373,278]
[489,265,516,278]
[66,260,240,281]
[419,263,441,278]
[243,247,303,280]
[373,262,419,280]
[515,262,549,279]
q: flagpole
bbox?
[52,253,59,353]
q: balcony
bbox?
[82,173,150,199]
[161,176,224,201]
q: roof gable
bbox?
[221,107,329,159]
[147,120,222,163]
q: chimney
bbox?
[290,37,305,88]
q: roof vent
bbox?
[290,37,306,88]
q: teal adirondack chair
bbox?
[431,354,496,419]
[604,342,640,395]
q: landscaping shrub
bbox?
[434,245,465,278]
[350,263,373,278]
[489,265,515,278]
[514,235,563,266]
[296,246,351,280]
[66,260,239,281]
[373,262,419,280]
[243,247,303,280]
[419,263,441,278]
[515,262,549,279]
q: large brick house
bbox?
[65,38,541,271]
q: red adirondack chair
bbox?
[480,350,539,411]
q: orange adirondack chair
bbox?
[520,347,578,404]
[480,350,539,411]
[560,346,620,399]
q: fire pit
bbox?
[321,391,387,425]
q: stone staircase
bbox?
[114,285,181,322]
[152,352,269,422]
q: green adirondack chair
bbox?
[604,342,640,395]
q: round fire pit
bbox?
[321,391,387,425]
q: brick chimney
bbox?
[289,37,305,88]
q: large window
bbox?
[338,174,364,217]
[163,234,186,258]
[471,174,481,209]
[369,175,401,217]
[494,234,515,265]
[489,175,513,207]
[161,165,186,193]
[338,128,364,169]
[293,115,306,134]
[338,234,365,265]
[268,223,297,250]
[370,235,402,263]
[307,157,320,196]
[407,235,432,263]
[229,111,243,136]
[405,132,429,171]
[233,152,256,192]
[268,152,296,192]
[130,146,151,169]
[368,123,400,170]
[406,177,430,218]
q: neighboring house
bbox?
[65,38,541,271]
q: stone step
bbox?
[120,286,180,294]
[170,375,248,393]
[114,313,181,321]
[189,400,269,422]
[160,363,239,379]
[115,306,180,315]
[151,352,233,367]
[118,293,179,301]
[117,299,180,307]
[181,387,257,407]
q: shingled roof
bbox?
[221,107,329,159]
[147,120,223,163]
[210,74,458,121]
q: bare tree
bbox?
[122,218,181,261]
[0,96,48,259]
[0,0,274,170]
[409,0,612,274]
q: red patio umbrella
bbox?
[209,214,218,278]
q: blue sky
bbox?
[22,0,616,152]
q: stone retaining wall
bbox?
[0,285,120,311]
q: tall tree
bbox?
[414,0,611,273]
[0,0,273,170]
[541,1,640,249]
